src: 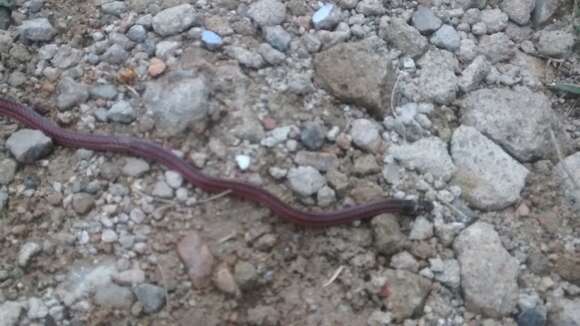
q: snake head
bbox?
[414,200,434,215]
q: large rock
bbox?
[500,0,535,25]
[454,222,519,317]
[6,129,53,163]
[314,41,395,119]
[451,126,529,210]
[461,87,563,162]
[380,269,432,321]
[247,0,286,27]
[143,71,209,136]
[18,18,56,42]
[403,49,459,104]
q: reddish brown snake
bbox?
[0,97,433,226]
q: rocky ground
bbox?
[0,0,579,325]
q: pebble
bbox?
[234,261,257,290]
[127,25,146,43]
[262,25,292,52]
[287,166,326,197]
[122,158,150,177]
[71,193,95,215]
[27,297,48,319]
[431,25,460,51]
[390,251,419,272]
[412,6,442,34]
[409,216,434,240]
[0,301,26,326]
[133,283,166,314]
[316,186,336,207]
[312,3,340,30]
[247,0,286,27]
[177,231,215,288]
[213,264,239,295]
[113,269,146,286]
[235,155,251,171]
[101,229,118,243]
[90,84,118,100]
[107,101,136,124]
[152,180,174,198]
[152,4,198,36]
[94,284,134,308]
[350,119,381,152]
[0,191,7,211]
[164,171,183,189]
[18,241,42,267]
[18,18,56,41]
[300,121,325,150]
[0,158,17,185]
[56,77,89,110]
[6,129,52,164]
[201,30,223,50]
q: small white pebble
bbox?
[165,171,183,189]
[235,154,251,171]
[101,229,118,243]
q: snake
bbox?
[0,96,433,226]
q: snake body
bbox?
[0,97,432,226]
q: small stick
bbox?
[193,189,233,205]
[322,265,345,288]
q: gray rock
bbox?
[143,72,209,136]
[454,222,519,317]
[371,214,406,255]
[287,166,326,196]
[314,41,395,119]
[27,297,48,319]
[356,0,386,16]
[294,151,338,172]
[18,241,42,267]
[0,301,26,326]
[380,269,432,322]
[533,0,558,25]
[234,261,257,290]
[353,154,380,176]
[459,55,491,92]
[152,4,198,36]
[379,17,428,58]
[451,126,529,210]
[6,129,53,163]
[409,216,434,240]
[56,77,89,110]
[155,40,180,58]
[113,269,145,286]
[317,186,336,207]
[389,137,456,182]
[536,30,575,58]
[127,25,147,43]
[177,231,215,288]
[501,0,535,25]
[101,229,118,243]
[152,180,173,198]
[405,49,459,104]
[90,84,117,100]
[262,25,292,52]
[300,121,325,150]
[102,43,129,64]
[287,72,314,95]
[261,126,292,147]
[247,0,286,27]
[555,152,580,211]
[430,258,461,289]
[165,170,183,189]
[257,43,286,65]
[461,87,559,162]
[518,307,546,326]
[458,38,478,62]
[0,158,17,185]
[350,119,382,152]
[225,46,265,69]
[0,191,7,211]
[549,298,580,326]
[122,158,150,177]
[101,1,127,16]
[56,260,118,306]
[94,284,134,308]
[412,6,442,34]
[107,100,136,124]
[51,45,82,69]
[19,18,56,41]
[472,22,487,35]
[312,3,341,30]
[430,25,460,51]
[71,193,95,215]
[317,26,351,49]
[390,251,419,272]
[133,283,166,314]
[480,9,509,33]
[478,32,515,63]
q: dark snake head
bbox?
[411,200,434,215]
